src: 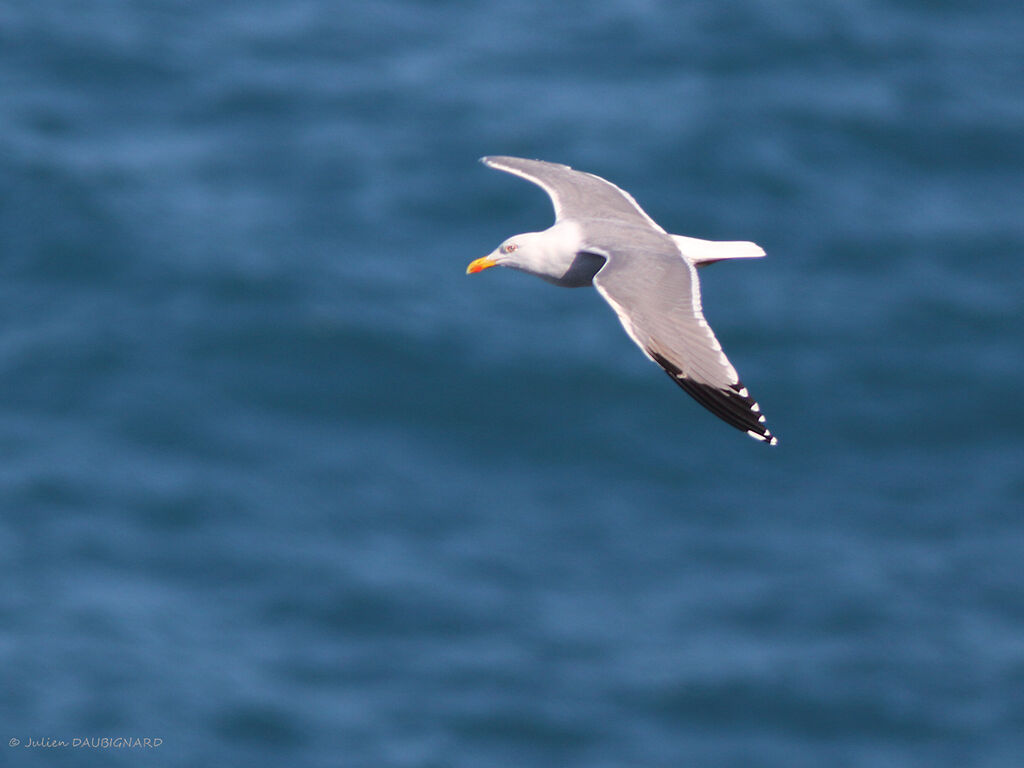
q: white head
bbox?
[466,223,583,282]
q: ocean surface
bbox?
[2,1,1022,766]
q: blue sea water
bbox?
[1,1,1022,766]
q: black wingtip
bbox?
[647,351,777,445]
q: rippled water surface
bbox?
[2,1,1022,766]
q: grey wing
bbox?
[593,246,777,444]
[481,156,665,231]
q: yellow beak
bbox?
[466,256,497,274]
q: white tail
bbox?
[672,235,766,267]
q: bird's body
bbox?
[468,156,777,445]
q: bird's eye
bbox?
[501,243,518,254]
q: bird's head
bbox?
[466,231,544,276]
[467,226,581,281]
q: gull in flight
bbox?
[467,156,777,445]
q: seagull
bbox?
[467,156,777,445]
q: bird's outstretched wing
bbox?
[592,238,777,445]
[481,156,664,231]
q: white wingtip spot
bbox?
[747,429,778,446]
